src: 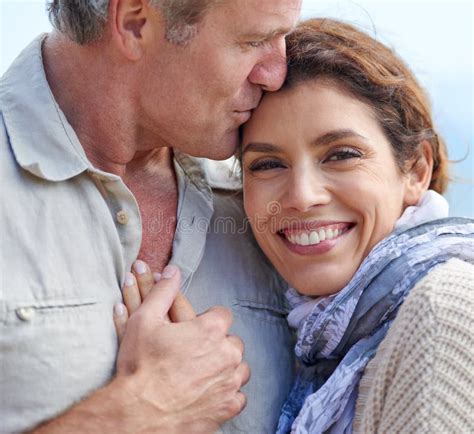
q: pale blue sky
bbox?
[1,0,472,216]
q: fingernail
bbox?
[124,272,135,287]
[162,265,177,279]
[133,260,147,274]
[114,303,126,316]
[153,272,162,283]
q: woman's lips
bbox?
[278,222,355,255]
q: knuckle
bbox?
[199,315,220,338]
[198,306,233,338]
[227,399,242,417]
[228,335,244,353]
[220,341,242,367]
[221,399,239,418]
[238,360,249,375]
[230,371,243,391]
[230,343,244,365]
[239,362,251,386]
[237,392,247,411]
[219,372,241,395]
[222,392,246,418]
[200,311,229,338]
[220,368,242,392]
[210,306,233,328]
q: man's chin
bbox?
[206,149,237,161]
[180,134,239,161]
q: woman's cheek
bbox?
[243,177,257,216]
[245,176,275,216]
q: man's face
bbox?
[139,0,301,160]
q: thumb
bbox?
[141,264,181,321]
[169,292,196,322]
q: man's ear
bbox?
[403,140,434,206]
[108,0,152,60]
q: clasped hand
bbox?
[112,261,250,433]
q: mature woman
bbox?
[241,19,473,433]
[116,18,473,434]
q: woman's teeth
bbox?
[286,228,342,246]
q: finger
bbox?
[235,391,247,414]
[140,264,181,321]
[235,362,251,388]
[227,335,244,358]
[169,292,196,322]
[113,302,129,343]
[198,306,233,336]
[123,272,142,315]
[148,273,171,323]
[132,259,155,299]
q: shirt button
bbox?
[16,307,35,321]
[116,210,129,225]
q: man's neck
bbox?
[42,33,178,270]
[42,32,171,177]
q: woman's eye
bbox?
[324,148,362,162]
[248,159,284,171]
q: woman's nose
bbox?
[281,167,331,213]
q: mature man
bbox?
[0,0,301,433]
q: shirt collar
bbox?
[0,34,90,181]
[173,150,213,202]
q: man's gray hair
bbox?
[47,0,217,45]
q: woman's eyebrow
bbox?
[312,129,367,147]
[242,130,367,155]
[241,142,282,155]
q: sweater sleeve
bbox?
[354,258,474,434]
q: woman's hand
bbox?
[114,259,196,342]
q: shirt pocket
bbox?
[0,296,98,325]
[0,296,118,433]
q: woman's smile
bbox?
[277,220,355,254]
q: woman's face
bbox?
[242,81,414,296]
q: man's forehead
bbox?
[219,0,301,34]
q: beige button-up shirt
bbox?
[0,35,294,434]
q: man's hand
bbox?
[113,262,250,433]
[31,262,249,434]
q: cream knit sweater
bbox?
[353,258,474,433]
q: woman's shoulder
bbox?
[354,258,474,434]
[404,257,473,318]
[391,257,473,353]
[384,258,473,350]
[415,256,473,292]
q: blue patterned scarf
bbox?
[277,217,474,434]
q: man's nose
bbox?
[248,40,287,91]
